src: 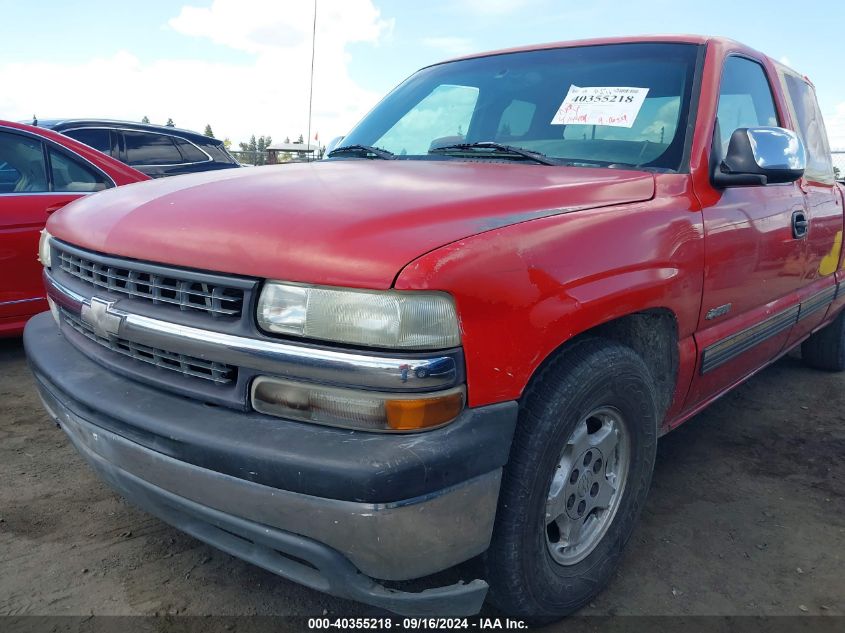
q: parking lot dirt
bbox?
[1,335,843,621]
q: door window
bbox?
[64,128,113,156]
[716,56,780,159]
[124,131,184,166]
[0,131,48,193]
[49,148,110,192]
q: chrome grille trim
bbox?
[44,271,463,393]
[55,246,245,318]
[60,307,237,385]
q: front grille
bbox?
[61,308,237,385]
[56,247,245,318]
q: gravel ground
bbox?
[0,335,843,624]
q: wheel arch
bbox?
[524,308,680,422]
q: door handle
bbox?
[792,210,809,239]
[45,201,70,215]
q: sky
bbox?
[1,0,843,159]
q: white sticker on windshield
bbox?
[550,86,649,128]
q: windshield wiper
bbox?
[327,144,395,160]
[428,142,559,166]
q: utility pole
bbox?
[306,0,317,162]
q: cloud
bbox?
[421,36,475,56]
[0,0,392,144]
[168,0,390,54]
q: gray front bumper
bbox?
[35,375,495,615]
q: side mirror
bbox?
[712,126,806,188]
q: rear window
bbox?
[124,131,184,166]
[498,99,537,138]
[173,138,209,163]
[779,71,835,184]
[203,143,237,164]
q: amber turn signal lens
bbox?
[385,391,465,431]
[251,375,465,432]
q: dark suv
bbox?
[36,119,241,178]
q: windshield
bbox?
[338,42,701,172]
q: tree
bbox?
[236,134,273,165]
[203,124,214,138]
[141,115,150,124]
[256,136,267,166]
[166,118,175,127]
[284,136,290,144]
[251,135,273,166]
[223,138,232,149]
[297,134,304,144]
[835,166,842,180]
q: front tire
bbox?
[485,338,659,623]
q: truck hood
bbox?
[49,161,654,289]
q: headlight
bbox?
[257,282,461,349]
[38,229,52,268]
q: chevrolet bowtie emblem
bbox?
[81,297,123,339]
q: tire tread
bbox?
[485,337,658,622]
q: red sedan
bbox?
[0,120,147,336]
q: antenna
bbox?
[306,0,317,162]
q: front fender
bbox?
[394,178,704,407]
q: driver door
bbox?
[685,55,808,406]
[0,129,91,325]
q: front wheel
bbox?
[485,339,658,623]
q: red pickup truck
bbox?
[25,36,845,621]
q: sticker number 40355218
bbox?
[551,86,649,128]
